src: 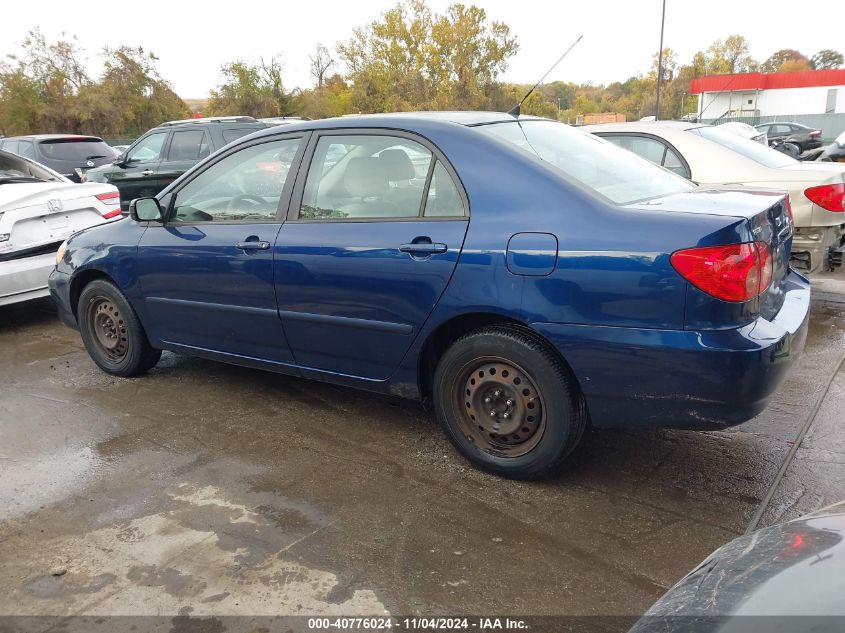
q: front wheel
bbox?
[432,326,586,479]
[77,279,161,377]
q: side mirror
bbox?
[129,197,164,222]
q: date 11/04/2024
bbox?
[307,617,529,630]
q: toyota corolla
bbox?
[48,113,810,479]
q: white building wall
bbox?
[698,85,845,117]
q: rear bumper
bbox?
[0,253,55,306]
[47,268,77,328]
[532,270,811,429]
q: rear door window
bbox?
[167,130,210,161]
[298,135,434,220]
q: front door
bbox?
[275,132,469,381]
[136,135,306,365]
[111,130,169,209]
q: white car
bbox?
[1,150,122,306]
[587,121,845,273]
[716,121,768,145]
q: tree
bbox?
[780,58,813,73]
[0,29,186,136]
[707,35,757,74]
[761,49,809,73]
[811,49,844,70]
[206,57,296,117]
[309,43,334,90]
[337,0,517,112]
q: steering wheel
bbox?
[227,194,267,212]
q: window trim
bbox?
[161,131,310,226]
[286,128,469,224]
[593,131,692,181]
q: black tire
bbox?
[432,326,586,479]
[77,279,161,377]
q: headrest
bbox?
[344,157,389,198]
[379,149,415,181]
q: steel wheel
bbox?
[456,357,546,458]
[87,297,129,362]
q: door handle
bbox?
[236,240,270,250]
[399,242,448,255]
[141,169,154,176]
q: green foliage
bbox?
[0,29,186,136]
[206,57,297,117]
[336,0,518,112]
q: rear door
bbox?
[156,129,211,191]
[274,130,469,381]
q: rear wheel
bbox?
[432,326,586,479]
[78,279,161,377]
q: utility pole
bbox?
[655,0,666,120]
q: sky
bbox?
[2,0,843,98]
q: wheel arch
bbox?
[417,312,587,404]
[69,268,116,319]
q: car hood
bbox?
[631,501,845,629]
[0,181,113,213]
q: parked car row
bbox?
[588,121,845,273]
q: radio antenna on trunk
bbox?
[508,34,584,117]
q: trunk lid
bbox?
[627,187,793,321]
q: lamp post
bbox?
[655,0,666,120]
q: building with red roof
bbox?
[690,69,845,119]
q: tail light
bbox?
[809,130,821,138]
[804,183,845,212]
[784,194,793,225]
[671,241,773,303]
[95,191,122,219]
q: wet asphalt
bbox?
[1,272,844,622]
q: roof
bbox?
[156,116,261,127]
[1,134,104,141]
[585,120,703,133]
[244,111,543,141]
[690,69,845,94]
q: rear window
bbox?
[690,126,798,168]
[38,138,114,161]
[477,120,693,205]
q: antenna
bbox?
[508,35,584,117]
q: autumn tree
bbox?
[761,49,810,73]
[707,35,757,74]
[206,57,297,117]
[811,49,844,70]
[337,0,517,112]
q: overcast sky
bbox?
[2,0,843,98]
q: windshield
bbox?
[691,126,798,168]
[38,138,113,161]
[0,150,63,182]
[476,120,694,205]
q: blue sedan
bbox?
[48,113,810,479]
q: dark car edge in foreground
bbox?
[48,112,811,478]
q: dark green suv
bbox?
[85,116,271,210]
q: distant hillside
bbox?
[183,98,208,115]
